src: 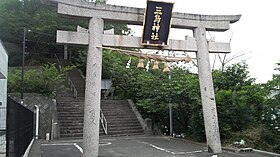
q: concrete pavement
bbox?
[29,136,278,157]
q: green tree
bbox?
[263,62,280,138]
[213,62,255,91]
[0,0,88,66]
[102,50,203,137]
[212,63,267,140]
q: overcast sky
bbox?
[106,0,280,83]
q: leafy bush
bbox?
[226,127,280,153]
[8,64,65,96]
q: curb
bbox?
[28,139,42,157]
[168,136,280,156]
[253,149,280,157]
[222,147,238,153]
[23,138,35,157]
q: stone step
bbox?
[102,108,133,111]
[57,105,84,109]
[104,114,138,118]
[59,119,83,122]
[56,97,85,102]
[60,127,83,131]
[58,114,84,118]
[60,133,83,139]
[60,122,83,127]
[102,110,134,114]
[57,108,83,111]
[107,123,140,128]
[106,118,139,122]
[60,131,105,138]
[57,102,84,105]
[60,128,83,132]
[104,112,137,117]
[57,111,83,114]
[101,104,131,107]
[60,126,141,135]
[60,129,83,134]
[58,117,84,121]
[57,107,84,110]
[58,105,83,108]
[58,119,84,122]
[101,100,128,103]
[102,105,132,108]
[57,108,84,112]
[108,125,143,131]
[108,122,142,127]
[106,117,139,122]
[58,114,84,117]
[108,129,144,135]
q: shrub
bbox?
[225,126,280,153]
[8,64,65,96]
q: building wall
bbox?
[0,39,8,130]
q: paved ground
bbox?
[35,136,275,157]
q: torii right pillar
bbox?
[194,26,222,153]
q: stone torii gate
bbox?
[44,0,241,156]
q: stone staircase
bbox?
[102,100,144,136]
[56,97,84,138]
[56,69,144,139]
[56,69,85,139]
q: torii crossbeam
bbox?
[43,0,241,156]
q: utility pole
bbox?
[168,73,173,136]
[21,27,26,104]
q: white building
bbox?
[0,39,8,137]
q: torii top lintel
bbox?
[43,0,241,32]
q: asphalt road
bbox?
[40,136,273,157]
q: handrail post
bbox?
[34,105,39,139]
[100,109,108,135]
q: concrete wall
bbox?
[0,39,8,130]
[9,93,53,139]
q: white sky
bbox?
[107,0,280,83]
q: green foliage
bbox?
[227,127,280,153]
[213,62,255,91]
[102,51,205,137]
[212,62,280,153]
[8,64,64,95]
[8,50,22,66]
[212,63,266,138]
[0,0,131,66]
[0,0,88,55]
[261,62,280,141]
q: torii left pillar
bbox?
[83,17,103,156]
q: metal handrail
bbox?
[67,73,78,99]
[100,109,108,135]
[54,54,78,99]
[54,54,63,72]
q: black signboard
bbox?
[142,0,174,46]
